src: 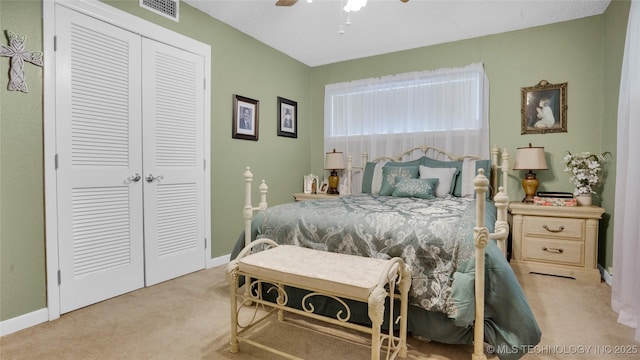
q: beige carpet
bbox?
[1,265,638,359]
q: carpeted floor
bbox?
[1,265,638,359]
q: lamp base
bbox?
[521,171,539,203]
[327,170,340,194]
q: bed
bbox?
[230,146,541,360]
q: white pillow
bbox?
[419,165,458,197]
[460,158,477,197]
[370,161,387,195]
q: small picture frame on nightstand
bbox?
[319,180,328,194]
[303,174,319,194]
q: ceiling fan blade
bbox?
[276,0,298,6]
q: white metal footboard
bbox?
[473,167,509,360]
[490,147,510,258]
[472,147,510,359]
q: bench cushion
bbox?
[238,245,394,301]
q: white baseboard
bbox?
[0,308,48,337]
[599,264,613,286]
[2,256,232,337]
[207,254,230,269]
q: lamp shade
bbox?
[513,144,548,170]
[325,149,345,170]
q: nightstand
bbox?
[293,193,342,201]
[509,202,605,283]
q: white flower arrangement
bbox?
[563,151,610,195]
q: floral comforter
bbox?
[231,194,541,360]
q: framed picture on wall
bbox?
[232,94,259,141]
[521,80,567,134]
[277,96,297,138]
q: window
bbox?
[324,63,489,163]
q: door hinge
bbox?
[203,159,206,170]
[203,77,206,90]
[55,154,59,169]
[204,237,207,248]
[57,270,61,285]
[54,36,57,52]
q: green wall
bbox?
[0,0,311,321]
[601,0,630,274]
[0,0,630,323]
[310,0,630,271]
[0,0,47,322]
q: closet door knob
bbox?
[145,174,164,183]
[127,173,141,182]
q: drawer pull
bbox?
[543,225,565,233]
[542,247,564,254]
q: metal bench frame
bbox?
[226,239,412,360]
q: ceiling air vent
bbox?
[140,0,179,22]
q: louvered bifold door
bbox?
[141,38,205,286]
[55,6,144,313]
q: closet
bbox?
[53,5,206,313]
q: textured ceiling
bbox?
[184,0,611,67]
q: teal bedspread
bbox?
[231,194,541,360]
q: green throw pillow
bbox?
[379,166,419,196]
[392,178,439,199]
[361,162,377,194]
[362,158,423,194]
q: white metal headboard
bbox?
[345,145,508,197]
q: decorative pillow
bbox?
[460,158,477,197]
[361,162,377,194]
[419,165,458,197]
[421,158,462,195]
[362,158,422,194]
[392,178,439,199]
[384,158,423,168]
[379,166,419,196]
[370,162,386,194]
[422,157,490,197]
[459,159,492,197]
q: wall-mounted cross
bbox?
[0,30,43,93]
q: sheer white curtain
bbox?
[324,63,489,193]
[612,0,640,343]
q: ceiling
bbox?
[183,0,611,67]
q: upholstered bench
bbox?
[226,238,411,360]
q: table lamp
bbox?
[325,149,345,194]
[513,143,548,203]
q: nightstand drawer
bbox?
[522,216,584,241]
[523,237,584,266]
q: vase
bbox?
[576,193,592,206]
